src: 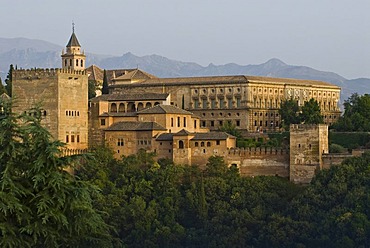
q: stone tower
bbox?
[12,30,88,151]
[61,26,86,71]
[289,124,329,184]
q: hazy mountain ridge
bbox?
[0,37,369,102]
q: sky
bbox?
[2,0,370,79]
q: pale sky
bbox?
[2,0,370,79]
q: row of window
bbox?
[201,120,240,127]
[110,102,160,113]
[24,110,47,117]
[254,120,279,127]
[202,112,241,117]
[64,58,84,67]
[66,110,80,117]
[254,112,279,117]
[193,87,242,94]
[171,117,187,128]
[193,98,241,109]
[66,134,80,143]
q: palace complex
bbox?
[10,30,353,183]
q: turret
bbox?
[61,23,86,71]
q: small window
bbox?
[201,142,205,147]
[171,118,174,127]
[216,140,220,145]
[207,142,211,147]
[100,119,106,126]
[195,142,199,147]
[77,135,80,143]
[178,117,181,127]
[71,135,75,143]
[66,135,69,143]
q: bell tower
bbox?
[61,23,86,71]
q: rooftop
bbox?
[138,104,194,115]
[105,121,166,131]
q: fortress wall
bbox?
[179,146,289,176]
[13,69,59,138]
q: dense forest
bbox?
[1,100,370,247]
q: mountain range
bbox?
[0,37,369,103]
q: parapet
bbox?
[228,146,288,156]
[290,124,328,132]
[13,68,86,78]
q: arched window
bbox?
[154,102,160,106]
[201,142,205,147]
[145,102,152,108]
[195,142,199,147]
[207,142,211,147]
[179,140,184,149]
[111,103,117,112]
[137,102,144,111]
[76,59,79,67]
[118,103,125,112]
[127,102,135,112]
[81,60,83,67]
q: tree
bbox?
[279,98,300,130]
[102,69,109,95]
[332,93,370,131]
[0,101,112,247]
[0,78,7,95]
[219,121,242,139]
[4,64,14,97]
[299,98,323,124]
[88,80,97,99]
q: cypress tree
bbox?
[102,69,109,94]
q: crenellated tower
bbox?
[61,24,86,71]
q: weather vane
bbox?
[72,21,75,33]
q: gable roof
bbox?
[66,32,81,47]
[105,121,166,131]
[90,93,169,102]
[156,133,174,141]
[191,132,235,140]
[138,104,193,115]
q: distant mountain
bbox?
[0,37,369,103]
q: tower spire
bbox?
[72,21,75,33]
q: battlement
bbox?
[290,123,328,131]
[228,147,288,156]
[14,68,86,78]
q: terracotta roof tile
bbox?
[105,121,166,131]
[138,104,193,115]
[191,132,235,140]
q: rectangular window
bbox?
[117,138,124,146]
[71,135,75,143]
[201,121,206,127]
[228,99,233,108]
[219,100,224,108]
[194,99,199,108]
[183,117,186,127]
[100,119,106,126]
[211,121,214,127]
[66,135,69,143]
[202,100,207,109]
[211,99,216,109]
[236,98,241,108]
[219,120,223,126]
[171,118,174,127]
[194,120,197,128]
[216,140,220,145]
[236,120,240,126]
[177,116,180,127]
[77,135,80,143]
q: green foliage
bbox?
[329,131,370,149]
[332,93,370,131]
[329,143,347,153]
[218,121,242,139]
[280,98,323,130]
[4,64,13,97]
[279,98,300,130]
[0,101,111,247]
[102,69,109,95]
[299,98,324,124]
[0,78,7,95]
[88,80,97,99]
